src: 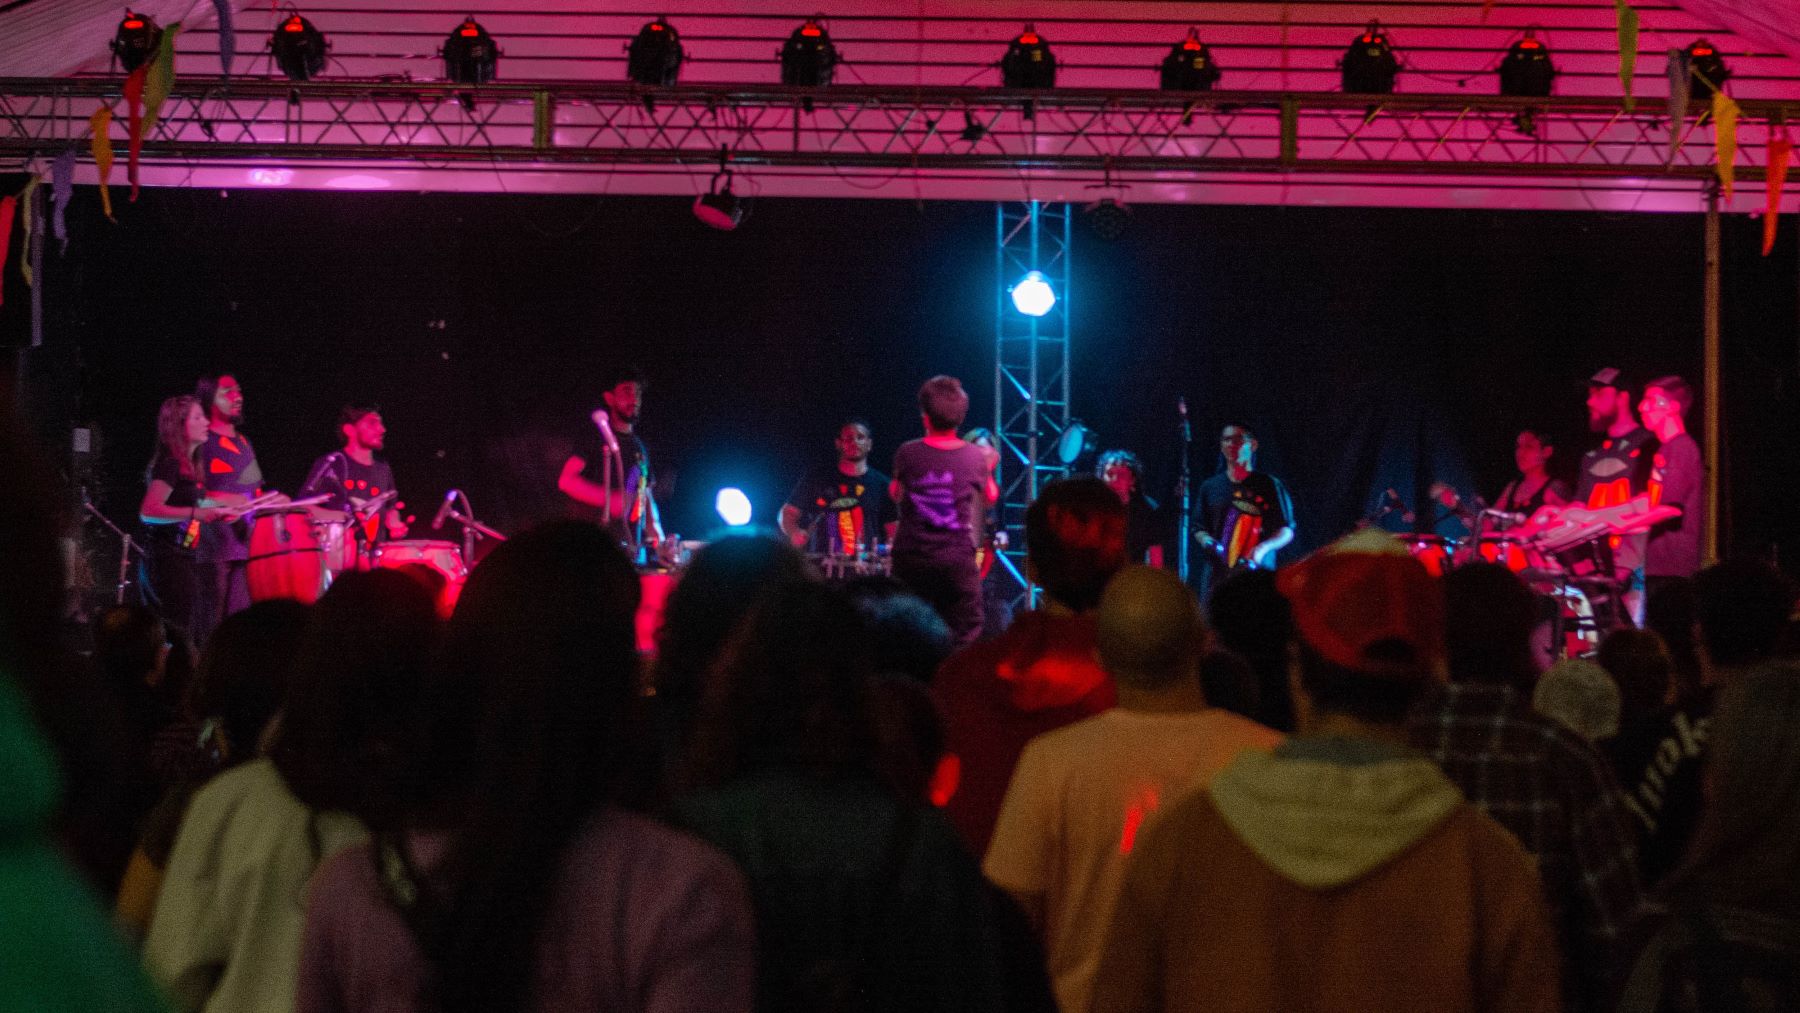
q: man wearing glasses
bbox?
[1193,424,1295,596]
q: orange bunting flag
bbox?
[88,107,116,221]
[1713,90,1740,199]
[1767,134,1793,256]
[18,175,39,287]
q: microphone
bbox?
[591,409,621,454]
[300,451,345,497]
[431,488,459,531]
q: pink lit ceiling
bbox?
[6,0,1800,211]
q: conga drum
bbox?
[247,509,327,603]
[374,539,469,616]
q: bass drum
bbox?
[247,510,327,604]
[374,539,468,616]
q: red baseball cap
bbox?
[1276,530,1445,680]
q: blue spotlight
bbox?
[1010,271,1056,317]
[714,487,754,527]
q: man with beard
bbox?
[301,405,410,563]
[780,419,896,555]
[1575,368,1658,624]
[558,367,663,555]
[193,373,286,642]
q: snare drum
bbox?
[247,510,327,603]
[374,539,468,615]
[1397,534,1452,578]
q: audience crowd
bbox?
[4,413,1800,1012]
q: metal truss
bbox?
[993,201,1072,609]
[2,78,1798,181]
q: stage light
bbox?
[1083,198,1131,241]
[1160,28,1222,91]
[1498,29,1555,135]
[694,172,743,230]
[1056,421,1099,466]
[1010,271,1056,317]
[1341,21,1398,95]
[111,10,162,73]
[780,17,838,87]
[626,17,684,86]
[1001,24,1056,89]
[442,16,498,85]
[1684,39,1730,91]
[271,13,328,83]
[715,488,753,527]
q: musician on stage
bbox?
[300,404,409,551]
[558,367,663,554]
[889,375,999,646]
[780,418,895,554]
[138,395,230,637]
[193,373,285,643]
[1577,367,1659,621]
[1433,428,1571,523]
[1639,375,1706,585]
[1193,425,1295,593]
[1097,449,1167,568]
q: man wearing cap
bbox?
[1577,368,1659,621]
[1091,531,1559,1013]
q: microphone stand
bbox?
[1176,398,1193,583]
[442,490,506,569]
[82,495,143,605]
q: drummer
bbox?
[194,372,287,642]
[300,404,410,562]
[1434,428,1571,525]
[780,418,895,555]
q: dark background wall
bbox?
[5,185,1798,568]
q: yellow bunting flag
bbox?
[88,107,116,221]
[1714,90,1740,199]
[18,175,39,287]
[1615,0,1640,110]
[1766,134,1793,256]
[143,23,180,133]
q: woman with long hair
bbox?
[295,522,755,1013]
[139,395,228,640]
[1616,664,1800,1010]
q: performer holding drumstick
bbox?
[192,373,289,642]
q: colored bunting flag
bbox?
[51,149,74,250]
[1767,134,1793,256]
[213,0,235,80]
[144,24,180,133]
[1666,50,1690,164]
[18,176,38,287]
[124,64,147,200]
[1713,90,1739,199]
[1616,0,1639,111]
[89,108,116,221]
[0,196,14,306]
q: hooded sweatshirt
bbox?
[0,672,169,1012]
[1091,737,1561,1013]
[933,611,1115,856]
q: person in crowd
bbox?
[1408,562,1645,1012]
[1614,663,1800,1011]
[1644,577,1705,705]
[1532,658,1622,742]
[1097,450,1167,568]
[890,375,1001,646]
[1197,648,1261,721]
[116,599,312,939]
[92,605,183,765]
[1608,557,1795,890]
[145,571,440,1013]
[297,522,755,1013]
[1091,531,1560,1013]
[985,565,1283,1013]
[933,477,1126,856]
[671,579,1049,1012]
[139,394,228,638]
[1207,568,1298,733]
[1596,627,1676,731]
[0,411,170,1011]
[843,576,954,683]
[648,534,813,789]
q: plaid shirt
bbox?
[1409,682,1645,1012]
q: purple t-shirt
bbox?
[890,439,990,565]
[295,809,756,1013]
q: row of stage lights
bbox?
[110,11,1735,99]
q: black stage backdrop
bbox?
[5,187,1798,567]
